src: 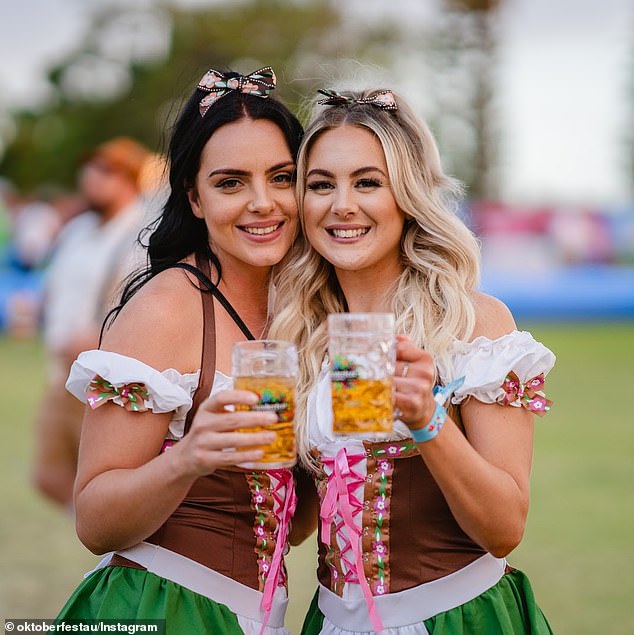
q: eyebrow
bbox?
[208,161,294,178]
[306,166,387,178]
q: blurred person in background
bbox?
[1,189,84,338]
[9,193,64,272]
[137,151,170,225]
[0,178,14,253]
[32,136,151,508]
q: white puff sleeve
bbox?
[437,330,556,415]
[66,350,200,415]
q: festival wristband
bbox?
[409,376,465,444]
[410,401,447,443]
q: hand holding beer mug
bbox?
[328,313,396,440]
[232,340,297,469]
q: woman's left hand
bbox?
[393,335,437,430]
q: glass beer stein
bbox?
[232,340,298,469]
[328,313,396,440]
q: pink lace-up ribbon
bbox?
[259,468,297,635]
[320,447,385,633]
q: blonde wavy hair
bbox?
[270,89,481,466]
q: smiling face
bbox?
[303,125,405,276]
[187,117,298,270]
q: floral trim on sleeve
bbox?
[438,330,556,407]
[500,371,552,416]
[86,375,150,412]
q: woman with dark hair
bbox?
[56,67,304,635]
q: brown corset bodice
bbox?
[147,467,293,591]
[314,439,486,597]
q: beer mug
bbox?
[232,340,298,469]
[328,313,396,439]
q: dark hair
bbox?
[105,72,304,331]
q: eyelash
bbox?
[273,172,294,184]
[306,178,383,191]
[216,178,241,189]
[216,173,293,189]
[357,178,382,188]
[306,181,332,191]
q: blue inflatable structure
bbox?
[481,264,634,321]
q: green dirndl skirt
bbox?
[56,565,246,634]
[301,569,554,635]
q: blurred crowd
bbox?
[0,136,168,507]
[467,200,634,275]
[0,138,167,339]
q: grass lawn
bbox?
[1,322,633,633]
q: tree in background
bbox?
[624,16,634,198]
[422,0,502,200]
[0,0,397,192]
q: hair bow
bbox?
[317,89,398,111]
[197,66,276,117]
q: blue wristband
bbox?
[410,402,447,443]
[409,376,465,444]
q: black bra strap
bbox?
[169,261,256,341]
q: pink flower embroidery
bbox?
[372,541,387,556]
[373,498,387,513]
[255,525,267,538]
[374,582,387,595]
[385,445,401,457]
[502,374,521,402]
[253,491,266,505]
[378,460,391,473]
[526,375,545,391]
[501,371,552,417]
[526,395,550,413]
[86,375,149,412]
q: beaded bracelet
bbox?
[410,376,465,444]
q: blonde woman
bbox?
[271,89,555,634]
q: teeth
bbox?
[332,228,368,238]
[243,223,281,235]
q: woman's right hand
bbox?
[172,389,277,477]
